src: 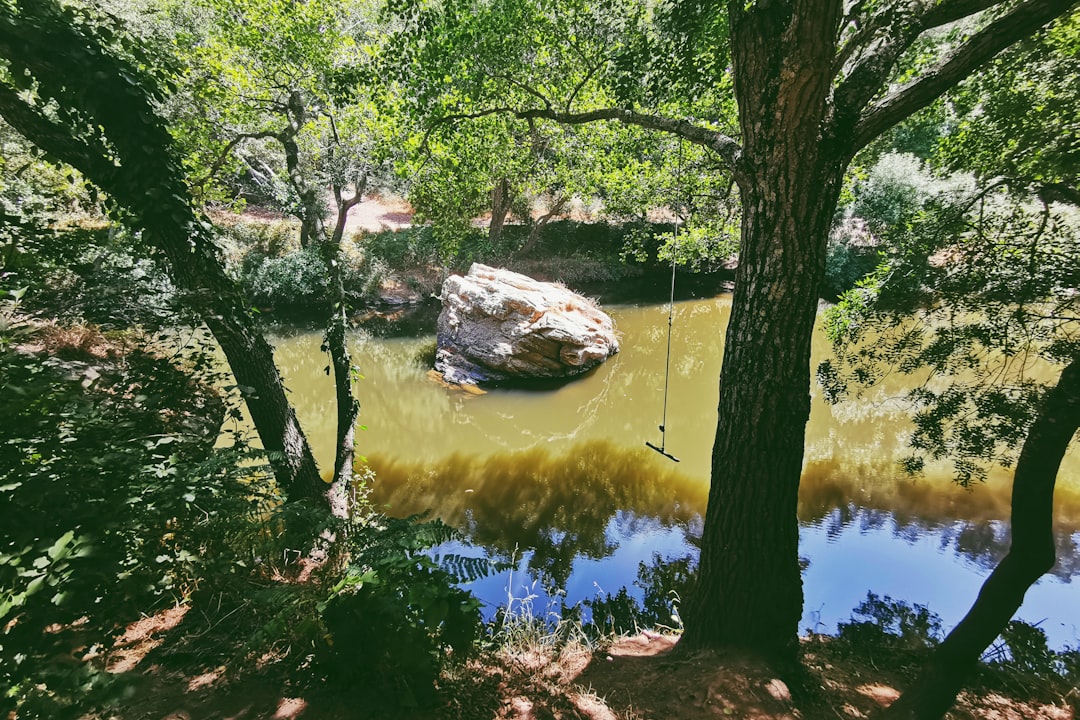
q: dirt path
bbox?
[339,194,413,234]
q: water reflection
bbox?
[264,294,1080,648]
[371,440,704,589]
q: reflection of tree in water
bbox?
[800,457,1080,529]
[371,440,1080,589]
[370,440,706,588]
[573,551,698,637]
[810,507,1080,581]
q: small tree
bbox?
[822,171,1079,715]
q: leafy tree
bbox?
[163,0,412,507]
[937,11,1080,205]
[394,0,1079,661]
[0,0,330,507]
[821,66,1079,713]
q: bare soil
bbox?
[80,608,1075,720]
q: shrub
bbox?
[243,246,331,307]
[0,337,250,717]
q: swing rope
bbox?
[646,139,683,463]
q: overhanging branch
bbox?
[422,105,745,182]
[853,0,1079,151]
[0,83,118,191]
[193,130,282,190]
[833,0,1006,79]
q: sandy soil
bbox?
[340,194,413,234]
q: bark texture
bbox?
[674,0,1076,659]
[679,0,846,659]
[323,179,365,519]
[489,177,515,245]
[880,359,1080,719]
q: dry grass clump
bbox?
[32,322,131,360]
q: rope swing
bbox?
[646,139,684,463]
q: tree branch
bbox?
[192,130,282,190]
[0,84,118,191]
[517,107,744,179]
[832,0,1011,124]
[853,0,1079,151]
[420,106,745,181]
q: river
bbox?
[263,293,1080,649]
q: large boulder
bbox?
[435,264,619,385]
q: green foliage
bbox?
[938,13,1079,196]
[320,519,482,687]
[824,153,963,298]
[0,334,275,716]
[362,226,444,270]
[243,246,333,307]
[4,224,183,330]
[823,241,882,300]
[822,176,1079,484]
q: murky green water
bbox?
[263,295,1080,647]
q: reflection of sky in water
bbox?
[437,512,697,621]
[438,508,1080,650]
[801,512,1080,650]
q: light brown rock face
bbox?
[435,264,619,385]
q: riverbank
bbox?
[80,602,1076,720]
[214,194,738,323]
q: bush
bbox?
[823,238,882,299]
[319,516,483,702]
[243,246,330,307]
[0,336,256,717]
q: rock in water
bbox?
[435,264,619,385]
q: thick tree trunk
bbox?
[680,163,843,658]
[679,1,845,660]
[880,358,1080,719]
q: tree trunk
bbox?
[679,1,845,660]
[322,183,364,519]
[880,358,1080,719]
[0,14,329,509]
[680,162,843,658]
[284,90,324,248]
[518,195,568,257]
[489,177,514,245]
